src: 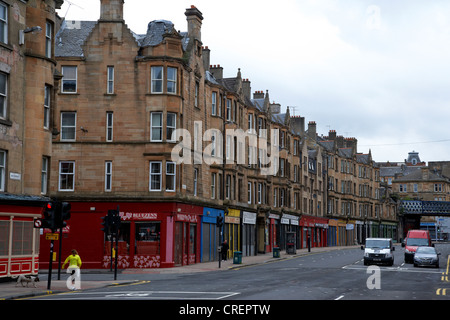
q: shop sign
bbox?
[176,213,198,223]
[225,216,240,224]
[268,213,280,220]
[281,214,299,226]
[243,211,256,225]
[120,212,158,221]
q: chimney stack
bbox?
[210,65,223,80]
[100,0,124,21]
[242,79,251,100]
[185,5,203,41]
[328,129,337,140]
[307,121,316,139]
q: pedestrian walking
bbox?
[62,249,82,290]
[221,240,229,261]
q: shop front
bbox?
[0,195,46,278]
[327,219,338,247]
[201,207,223,262]
[225,209,241,259]
[39,202,202,269]
[267,212,280,252]
[280,214,300,250]
[299,215,329,248]
[242,211,256,256]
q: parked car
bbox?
[402,230,432,263]
[413,246,440,268]
[361,238,395,266]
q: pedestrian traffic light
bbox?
[41,202,57,231]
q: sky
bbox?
[57,0,450,164]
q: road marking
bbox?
[335,295,344,300]
[342,264,442,274]
[39,290,241,300]
[436,288,447,296]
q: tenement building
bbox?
[0,0,64,279]
[41,1,399,269]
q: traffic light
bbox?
[109,210,121,235]
[59,202,71,228]
[216,215,224,228]
[41,202,57,231]
[102,210,121,235]
[101,212,112,234]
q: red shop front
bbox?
[39,202,202,270]
[299,215,329,248]
[0,195,47,279]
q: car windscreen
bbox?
[406,238,429,246]
[415,247,435,254]
[365,239,390,248]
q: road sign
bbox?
[34,219,42,228]
[45,233,59,241]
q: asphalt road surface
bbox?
[27,243,450,301]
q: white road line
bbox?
[335,295,344,300]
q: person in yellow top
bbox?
[63,249,82,290]
[62,249,82,270]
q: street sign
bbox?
[34,219,42,228]
[45,233,59,241]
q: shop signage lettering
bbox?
[243,211,256,225]
[176,213,198,223]
[120,212,158,221]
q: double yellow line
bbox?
[436,255,450,296]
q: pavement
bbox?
[0,245,358,300]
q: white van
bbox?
[361,238,395,266]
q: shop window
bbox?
[135,222,160,255]
[104,222,130,256]
[12,221,33,255]
[190,224,196,256]
[0,220,9,255]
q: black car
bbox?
[413,246,440,268]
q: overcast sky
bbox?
[57,0,450,164]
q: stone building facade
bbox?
[43,1,399,269]
[0,0,64,278]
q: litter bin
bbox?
[273,247,280,258]
[233,251,242,264]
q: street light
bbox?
[19,26,42,45]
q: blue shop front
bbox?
[201,207,224,262]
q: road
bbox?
[27,243,450,301]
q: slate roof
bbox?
[55,19,188,58]
[394,169,448,182]
[56,20,97,57]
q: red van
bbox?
[402,230,432,263]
